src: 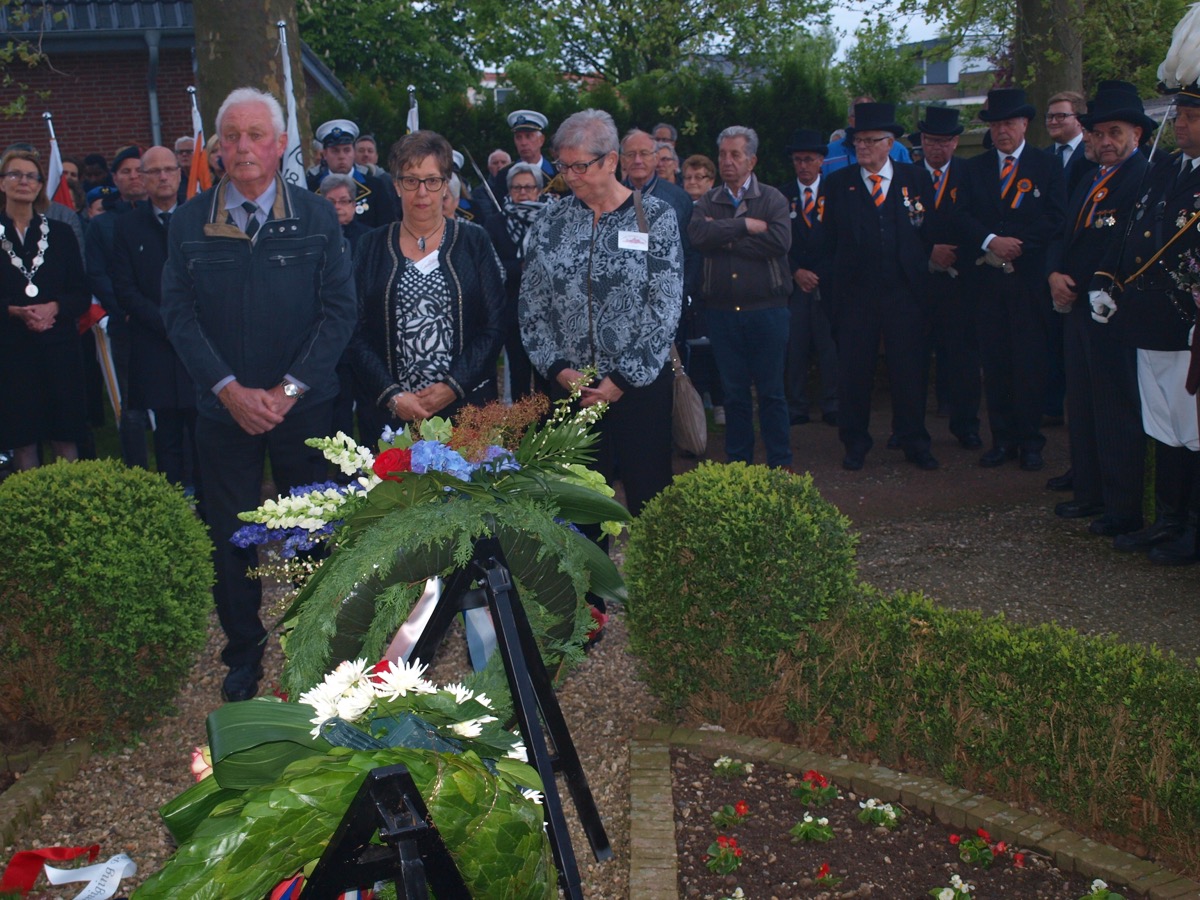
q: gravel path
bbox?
[4,406,1199,898]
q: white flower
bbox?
[449,715,497,738]
[325,658,371,694]
[520,788,544,805]
[334,682,375,721]
[713,756,732,769]
[743,763,753,773]
[1091,881,1108,894]
[443,682,475,705]
[506,742,529,763]
[473,692,494,709]
[372,658,434,700]
[803,814,814,823]
[817,817,828,826]
[938,890,955,900]
[951,874,964,887]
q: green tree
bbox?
[1,1,57,118]
[836,17,922,106]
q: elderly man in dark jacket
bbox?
[162,87,357,704]
[689,125,793,469]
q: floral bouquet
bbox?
[1169,247,1200,310]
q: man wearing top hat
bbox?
[1088,82,1200,564]
[918,105,982,451]
[954,88,1066,472]
[306,118,397,228]
[1046,81,1153,539]
[491,109,557,202]
[821,102,938,471]
[778,128,838,428]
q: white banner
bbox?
[44,853,137,900]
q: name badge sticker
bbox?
[413,251,440,275]
[618,230,649,251]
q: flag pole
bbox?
[42,110,57,143]
[407,85,419,134]
[276,20,305,186]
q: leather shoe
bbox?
[1148,529,1200,566]
[842,453,865,471]
[822,411,838,426]
[1113,519,1186,552]
[979,445,1017,467]
[221,663,264,703]
[957,433,983,450]
[1088,515,1143,537]
[1019,450,1044,471]
[1045,469,1074,492]
[790,413,811,426]
[1055,500,1104,518]
[905,449,940,470]
[886,433,901,450]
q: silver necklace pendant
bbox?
[417,235,426,252]
[25,282,38,298]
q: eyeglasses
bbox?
[554,154,608,175]
[399,175,448,192]
[141,166,180,177]
[621,149,656,160]
[510,183,539,193]
[1,172,42,184]
[852,135,892,147]
[327,197,355,207]
[1045,113,1077,122]
[921,135,956,146]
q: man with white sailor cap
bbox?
[491,109,557,201]
[306,117,396,228]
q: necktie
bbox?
[1055,143,1067,167]
[802,187,814,227]
[159,211,172,230]
[242,200,260,239]
[1000,155,1016,198]
[869,174,884,207]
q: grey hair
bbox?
[319,172,358,196]
[716,126,759,157]
[656,142,680,165]
[652,122,678,141]
[506,161,545,190]
[621,127,652,147]
[215,87,285,138]
[552,109,619,158]
[174,135,193,150]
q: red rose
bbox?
[949,834,961,845]
[373,447,413,481]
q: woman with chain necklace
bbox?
[348,130,505,442]
[0,148,88,470]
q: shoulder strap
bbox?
[632,189,648,234]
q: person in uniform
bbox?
[1089,84,1200,564]
[305,118,397,229]
[491,110,558,202]
[1046,82,1153,538]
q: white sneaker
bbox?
[712,406,726,425]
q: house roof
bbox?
[0,0,347,100]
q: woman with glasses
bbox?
[348,130,504,440]
[0,148,89,470]
[482,162,547,400]
[319,173,370,252]
[519,109,683,518]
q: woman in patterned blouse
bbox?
[518,109,684,517]
[348,131,505,440]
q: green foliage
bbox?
[0,460,213,738]
[782,590,1200,870]
[1,1,60,118]
[134,748,555,899]
[624,462,857,716]
[837,17,923,105]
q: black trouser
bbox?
[785,287,838,419]
[152,406,199,492]
[196,400,334,669]
[927,272,980,440]
[974,271,1048,452]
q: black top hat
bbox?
[979,89,1036,122]
[918,105,963,136]
[1079,80,1157,134]
[784,128,827,155]
[847,103,904,138]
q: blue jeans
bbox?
[706,305,792,467]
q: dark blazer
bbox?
[111,203,195,410]
[1092,150,1199,350]
[954,144,1067,294]
[920,157,966,246]
[0,213,88,346]
[779,176,829,286]
[306,167,398,229]
[1046,151,1148,301]
[821,161,933,305]
[1048,140,1097,199]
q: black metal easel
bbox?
[405,534,613,898]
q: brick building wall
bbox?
[1,47,194,162]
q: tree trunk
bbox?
[192,0,311,166]
[1013,0,1083,146]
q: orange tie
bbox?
[802,187,815,227]
[999,155,1016,198]
[869,174,884,207]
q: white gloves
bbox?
[1089,290,1117,324]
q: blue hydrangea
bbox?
[229,522,336,558]
[410,440,473,481]
[475,445,521,475]
[288,480,346,497]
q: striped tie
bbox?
[242,200,260,239]
[802,187,815,227]
[999,155,1016,198]
[931,168,944,209]
[869,173,884,207]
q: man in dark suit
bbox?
[1090,85,1200,565]
[305,118,397,229]
[779,129,838,428]
[111,145,198,493]
[955,89,1067,471]
[1046,82,1152,537]
[917,106,981,450]
[822,103,937,471]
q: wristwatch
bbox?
[281,381,304,399]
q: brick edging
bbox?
[628,725,1200,899]
[0,741,91,849]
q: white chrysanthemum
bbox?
[300,682,342,737]
[450,715,498,738]
[373,658,435,700]
[473,692,494,709]
[520,788,544,806]
[325,658,371,694]
[443,682,475,704]
[334,681,375,722]
[506,742,529,762]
